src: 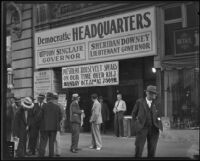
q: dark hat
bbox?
[14,97,21,102]
[7,92,14,98]
[145,85,157,94]
[46,92,54,99]
[38,93,45,98]
[53,92,58,99]
[99,96,104,100]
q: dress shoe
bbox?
[89,146,95,149]
[71,149,78,153]
[96,147,102,150]
[76,148,82,151]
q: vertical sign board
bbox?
[35,7,157,69]
[174,27,199,55]
[62,61,119,88]
[34,70,59,98]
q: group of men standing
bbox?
[6,85,163,158]
[6,92,65,157]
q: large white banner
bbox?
[35,7,156,69]
[62,61,119,88]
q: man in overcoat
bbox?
[13,97,34,157]
[28,93,45,155]
[70,93,84,153]
[131,85,163,158]
[38,92,62,157]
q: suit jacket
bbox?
[13,108,33,138]
[31,102,46,129]
[70,101,82,124]
[90,100,102,124]
[131,98,163,136]
[39,101,62,131]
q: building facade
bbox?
[6,1,199,131]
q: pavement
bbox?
[39,129,199,158]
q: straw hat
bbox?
[21,97,34,109]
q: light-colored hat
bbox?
[145,85,157,94]
[53,92,58,99]
[21,97,34,109]
[72,93,80,100]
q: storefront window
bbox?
[164,22,182,55]
[186,3,199,27]
[167,69,199,129]
[164,6,182,20]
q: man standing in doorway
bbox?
[131,85,163,158]
[89,94,103,150]
[99,96,110,134]
[113,93,126,137]
[70,93,84,153]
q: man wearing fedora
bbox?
[70,93,84,153]
[38,92,62,157]
[131,85,163,158]
[28,93,46,155]
[13,97,34,157]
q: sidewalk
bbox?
[53,129,199,158]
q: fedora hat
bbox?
[145,85,157,94]
[72,93,80,100]
[38,93,45,98]
[21,97,34,109]
[53,92,58,99]
[14,97,21,103]
[46,92,54,99]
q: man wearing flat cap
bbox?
[70,93,84,153]
[28,93,46,155]
[131,85,163,158]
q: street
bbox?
[42,130,199,158]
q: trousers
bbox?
[135,126,159,158]
[114,111,124,137]
[91,123,102,148]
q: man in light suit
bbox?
[131,85,163,158]
[70,93,84,153]
[89,94,102,150]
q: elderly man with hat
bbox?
[70,93,84,153]
[131,85,163,158]
[28,93,46,155]
[13,97,34,157]
[38,92,62,157]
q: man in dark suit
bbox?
[28,93,45,155]
[131,85,163,158]
[38,92,62,157]
[70,93,84,153]
[13,97,34,157]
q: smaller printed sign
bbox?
[58,94,67,108]
[62,61,119,88]
[174,27,199,55]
